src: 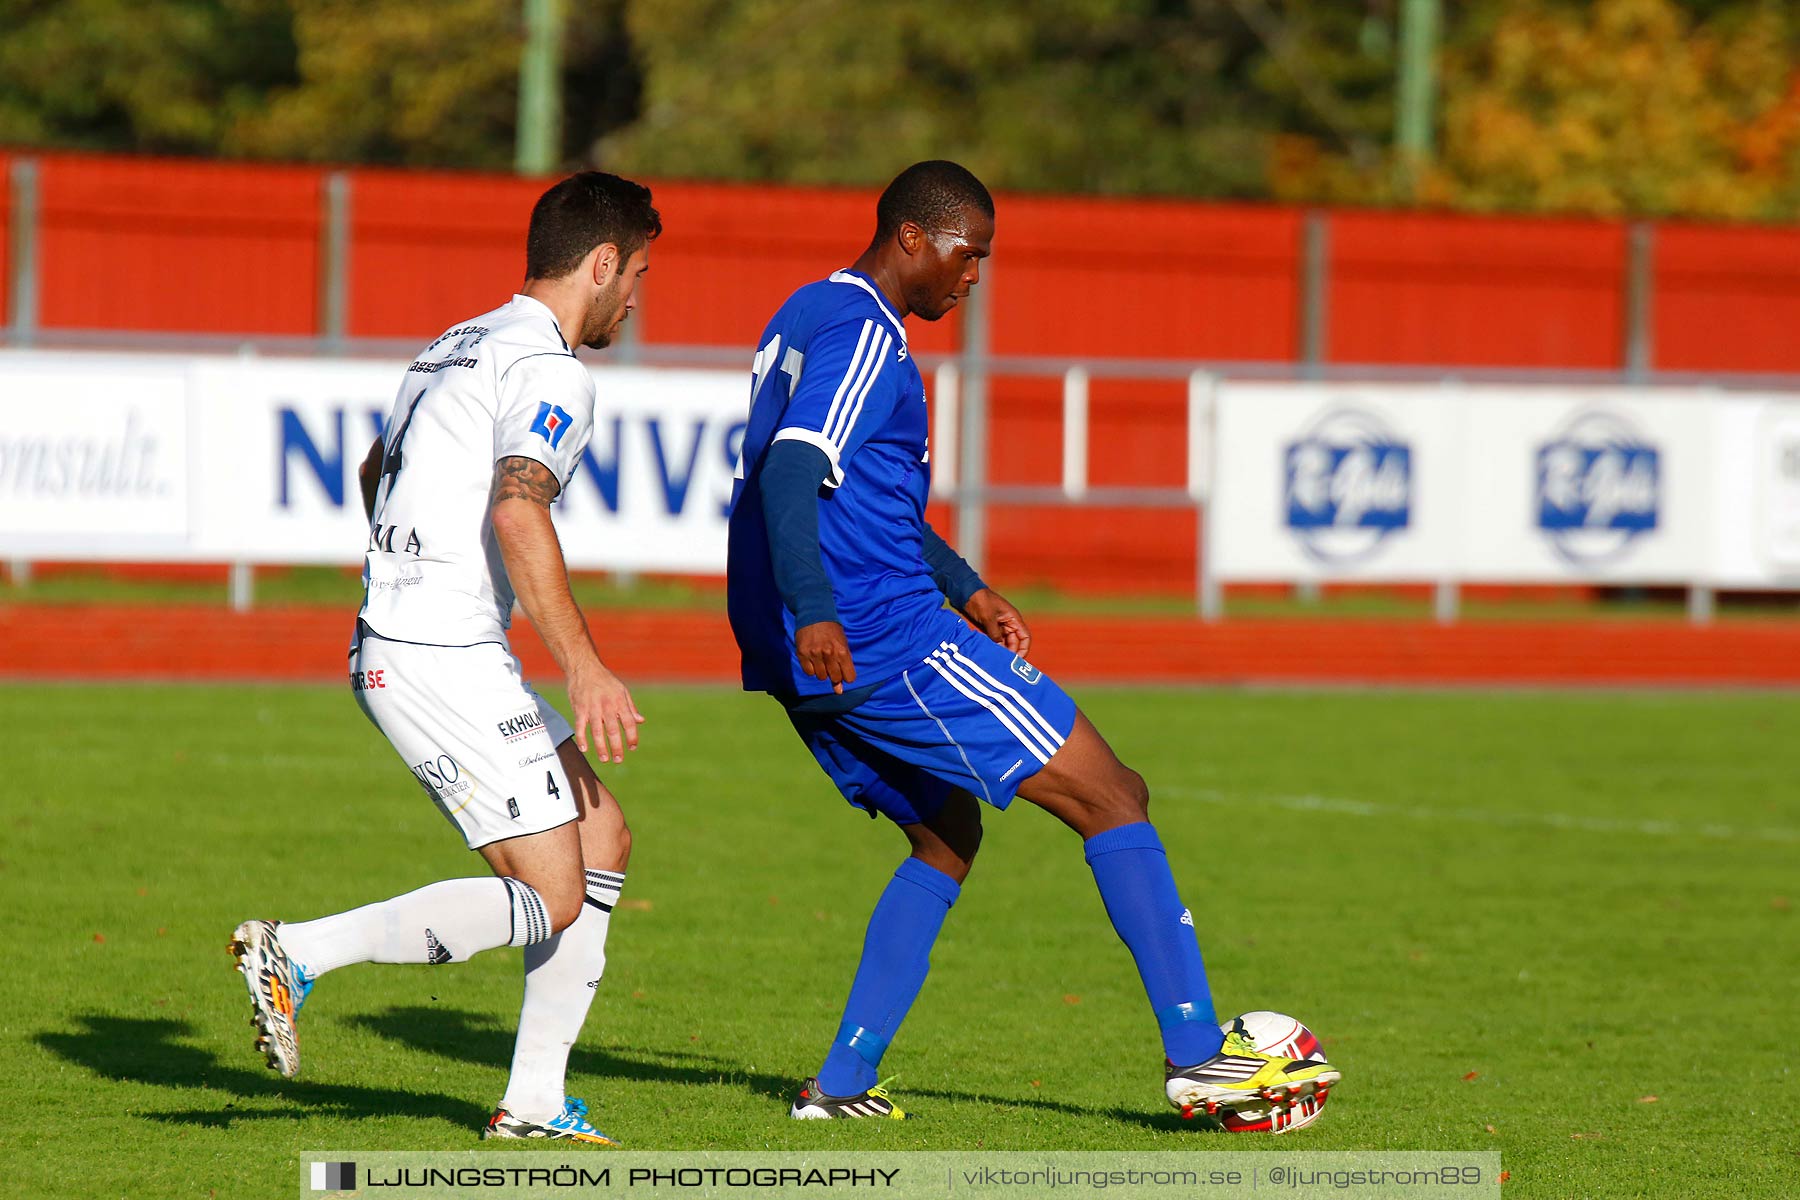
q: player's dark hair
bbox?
[875,161,994,240]
[525,171,662,281]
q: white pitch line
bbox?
[1161,786,1800,845]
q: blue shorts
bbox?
[785,612,1079,826]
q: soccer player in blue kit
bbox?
[726,161,1341,1124]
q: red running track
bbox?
[3,604,1797,687]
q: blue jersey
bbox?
[727,269,944,697]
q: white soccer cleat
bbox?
[228,919,311,1078]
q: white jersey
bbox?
[358,294,595,648]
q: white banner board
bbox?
[1208,381,1800,589]
[0,354,194,557]
[0,350,749,572]
[7,353,1800,592]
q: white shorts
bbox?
[351,636,578,850]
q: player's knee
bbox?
[545,888,584,935]
[1124,767,1150,818]
[1095,766,1149,825]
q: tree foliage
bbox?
[2,0,1798,219]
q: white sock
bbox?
[279,876,552,977]
[500,869,623,1121]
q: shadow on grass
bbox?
[353,1005,800,1104]
[356,1005,1202,1130]
[35,1014,488,1129]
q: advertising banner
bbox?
[0,354,194,557]
[1452,388,1715,582]
[1209,383,1461,582]
[1711,393,1800,588]
[0,351,750,573]
[1209,381,1800,589]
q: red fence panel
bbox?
[990,197,1302,361]
[639,179,962,357]
[1329,210,1627,368]
[982,375,1196,593]
[345,167,542,341]
[35,153,322,335]
[1653,222,1800,374]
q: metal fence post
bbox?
[1299,209,1330,380]
[1623,221,1655,383]
[616,277,643,365]
[1294,210,1330,604]
[229,563,255,612]
[8,157,40,347]
[1192,372,1223,621]
[1061,366,1088,500]
[8,158,40,587]
[932,362,960,497]
[318,171,351,353]
[1687,585,1714,626]
[955,264,991,571]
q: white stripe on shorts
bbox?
[924,654,1054,765]
[941,643,1066,752]
[903,669,994,805]
[930,645,1063,761]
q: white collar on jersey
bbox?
[827,270,908,344]
[510,293,572,352]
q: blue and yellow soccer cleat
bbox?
[1164,1027,1340,1123]
[484,1097,620,1145]
[789,1077,909,1120]
[229,919,313,1078]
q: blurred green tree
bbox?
[597,0,1286,198]
[0,0,298,153]
[1433,0,1800,218]
[1272,0,1800,218]
[223,0,521,166]
[2,0,1797,220]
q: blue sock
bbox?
[1084,821,1225,1066]
[816,857,960,1096]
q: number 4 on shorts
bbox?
[546,771,561,799]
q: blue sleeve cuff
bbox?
[922,524,986,609]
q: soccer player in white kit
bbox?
[229,172,660,1145]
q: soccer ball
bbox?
[1215,1010,1332,1134]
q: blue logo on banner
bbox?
[530,402,574,449]
[1536,411,1659,565]
[1283,409,1412,564]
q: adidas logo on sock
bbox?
[425,929,453,965]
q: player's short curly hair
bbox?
[875,161,994,240]
[525,171,663,281]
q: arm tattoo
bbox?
[491,456,560,508]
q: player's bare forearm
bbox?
[489,456,643,760]
[489,457,597,674]
[358,437,383,521]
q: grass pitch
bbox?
[2,683,1795,1198]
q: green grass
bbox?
[2,685,1796,1198]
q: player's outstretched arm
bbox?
[489,455,643,762]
